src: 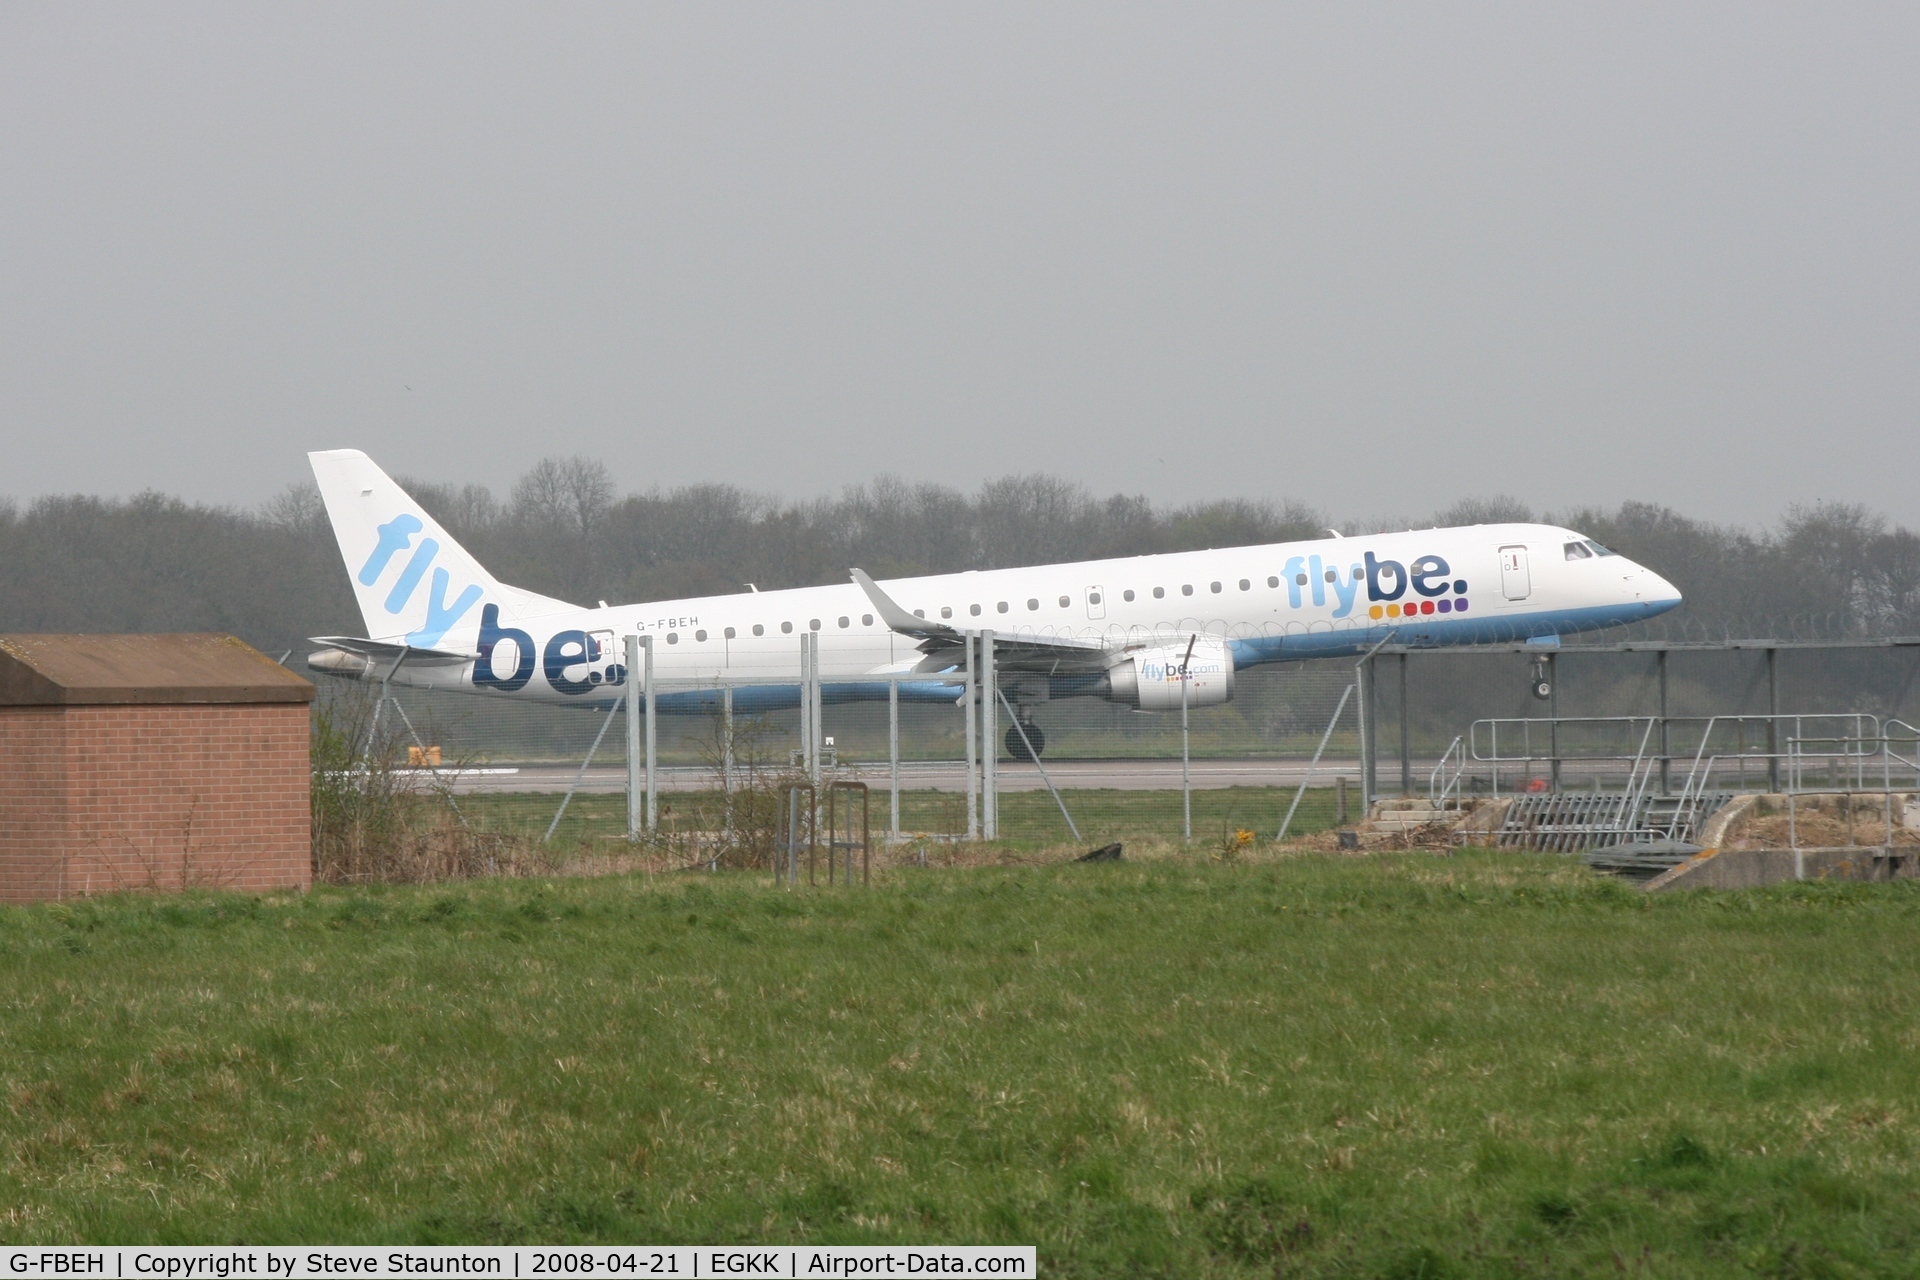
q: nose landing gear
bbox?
[1529,658,1553,701]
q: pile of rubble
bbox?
[1281,797,1510,853]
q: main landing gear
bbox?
[1005,717,1046,762]
[1529,658,1553,701]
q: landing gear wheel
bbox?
[1529,660,1553,701]
[1532,678,1553,700]
[1006,720,1045,761]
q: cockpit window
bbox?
[1563,541,1592,561]
[1585,540,1617,557]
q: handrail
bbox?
[1470,715,1660,764]
[1884,720,1920,778]
[1428,735,1466,811]
[1471,713,1883,774]
[1618,718,1658,836]
[1466,713,1917,854]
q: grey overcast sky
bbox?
[2,4,1915,525]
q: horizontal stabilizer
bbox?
[308,636,474,665]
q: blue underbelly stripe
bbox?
[552,601,1675,713]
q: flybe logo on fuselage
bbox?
[358,514,484,648]
[1272,548,1470,620]
[1361,551,1471,620]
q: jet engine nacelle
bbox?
[1104,638,1235,711]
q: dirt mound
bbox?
[1732,812,1887,849]
[1278,822,1456,855]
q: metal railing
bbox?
[1774,719,1920,855]
[1468,714,1881,797]
[1456,713,1900,851]
[1428,735,1466,812]
[1666,714,1880,837]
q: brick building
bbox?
[0,634,314,901]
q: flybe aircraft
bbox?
[306,449,1682,755]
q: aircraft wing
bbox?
[850,569,1113,676]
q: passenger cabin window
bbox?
[1181,584,1194,596]
[941,606,953,619]
[1058,595,1070,608]
[667,633,679,644]
[1027,598,1039,610]
[1564,541,1592,560]
[1267,576,1279,588]
[809,619,821,630]
[1295,573,1308,586]
[838,616,850,628]
[997,602,1009,613]
[1152,587,1165,599]
[1210,581,1221,593]
[970,604,982,616]
[1089,591,1102,605]
[1324,569,1336,583]
[753,624,764,637]
[1238,579,1250,591]
[724,627,736,639]
[863,614,874,626]
[695,629,708,642]
[1122,589,1134,602]
[781,622,793,634]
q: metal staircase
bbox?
[1491,790,1734,853]
[1435,710,1903,868]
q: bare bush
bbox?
[311,690,555,884]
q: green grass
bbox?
[467,784,1346,851]
[4,854,1920,1274]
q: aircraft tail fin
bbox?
[308,449,575,649]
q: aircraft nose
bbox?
[1628,563,1683,613]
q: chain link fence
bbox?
[310,639,1920,774]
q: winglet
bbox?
[851,568,958,640]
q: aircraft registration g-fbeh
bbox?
[306,450,1683,756]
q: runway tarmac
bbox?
[431,757,1376,794]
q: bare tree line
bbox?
[2,459,1917,657]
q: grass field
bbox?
[4,851,1919,1274]
[464,784,1346,852]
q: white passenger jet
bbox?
[306,450,1681,756]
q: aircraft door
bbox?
[1498,546,1531,601]
[1086,586,1106,620]
[588,629,621,682]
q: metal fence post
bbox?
[982,630,997,841]
[1358,654,1375,810]
[964,632,978,840]
[1180,632,1195,842]
[810,631,824,789]
[798,633,813,784]
[888,676,900,840]
[1398,652,1412,798]
[785,786,799,885]
[1767,646,1781,792]
[1657,648,1670,795]
[1548,652,1560,792]
[625,634,642,839]
[1181,661,1191,841]
[722,685,734,836]
[643,634,656,831]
